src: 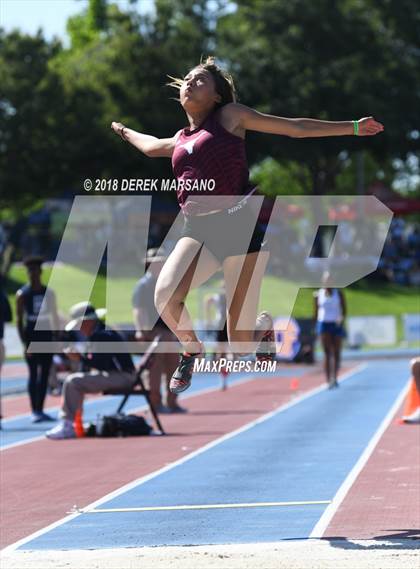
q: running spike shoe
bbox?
[169,350,202,394]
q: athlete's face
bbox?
[180,67,221,112]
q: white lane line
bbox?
[0,393,32,402]
[309,379,410,539]
[0,370,299,451]
[2,363,365,553]
[75,500,331,514]
[0,397,121,452]
[0,397,103,424]
[1,435,46,451]
[0,370,259,426]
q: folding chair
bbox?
[103,335,165,434]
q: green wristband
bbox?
[352,120,359,136]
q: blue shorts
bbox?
[316,321,346,337]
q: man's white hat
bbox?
[65,302,107,332]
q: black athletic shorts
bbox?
[180,203,266,264]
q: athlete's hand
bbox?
[357,117,384,136]
[111,122,127,139]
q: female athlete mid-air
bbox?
[112,56,384,394]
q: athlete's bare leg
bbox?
[155,237,220,354]
[222,250,270,355]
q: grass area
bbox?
[5,264,138,326]
[5,264,420,342]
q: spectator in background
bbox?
[132,249,185,413]
[390,217,405,241]
[0,277,12,422]
[0,277,12,371]
[408,226,420,252]
[314,272,346,389]
[46,302,137,439]
[408,262,420,287]
[16,257,60,422]
[376,221,420,285]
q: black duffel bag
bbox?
[95,413,152,437]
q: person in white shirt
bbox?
[314,272,346,388]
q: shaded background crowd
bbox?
[1,198,419,286]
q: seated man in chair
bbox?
[46,302,137,440]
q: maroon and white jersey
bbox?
[172,111,254,215]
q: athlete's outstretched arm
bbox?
[111,122,179,157]
[226,103,384,138]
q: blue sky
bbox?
[0,0,154,42]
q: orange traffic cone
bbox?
[290,378,300,391]
[73,410,85,438]
[402,378,420,417]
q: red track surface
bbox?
[3,364,417,550]
[1,367,329,548]
[1,362,26,379]
[324,403,420,540]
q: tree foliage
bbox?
[0,30,65,211]
[0,0,419,213]
[216,0,420,193]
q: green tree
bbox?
[0,0,224,213]
[0,30,66,213]
[50,0,222,184]
[216,0,420,195]
[2,0,418,215]
[251,157,311,196]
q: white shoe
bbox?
[403,408,420,424]
[46,420,76,440]
[32,412,44,423]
